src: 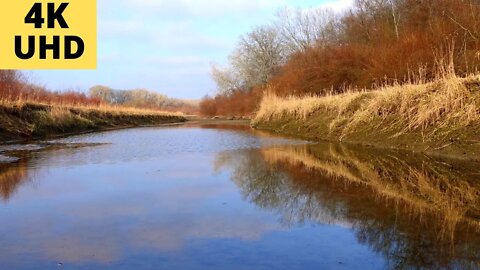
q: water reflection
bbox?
[0,126,479,269]
[0,162,31,201]
[216,143,480,269]
[0,127,319,270]
[0,143,105,201]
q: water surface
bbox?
[0,124,479,269]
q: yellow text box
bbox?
[0,0,97,69]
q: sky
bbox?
[28,0,353,99]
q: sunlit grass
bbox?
[0,98,183,117]
[0,98,185,139]
[253,74,480,139]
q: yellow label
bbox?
[0,0,97,69]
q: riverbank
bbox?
[252,75,480,160]
[0,101,186,142]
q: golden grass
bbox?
[253,75,480,139]
[0,98,183,117]
[0,99,186,139]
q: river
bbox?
[0,123,479,270]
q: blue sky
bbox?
[28,0,353,99]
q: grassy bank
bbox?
[252,75,480,159]
[0,101,186,141]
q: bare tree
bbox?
[210,64,244,95]
[89,85,115,103]
[0,70,25,98]
[389,0,400,40]
[89,85,195,111]
[232,25,286,89]
[275,7,340,53]
[211,25,285,93]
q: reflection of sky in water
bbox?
[31,126,309,168]
[0,126,386,269]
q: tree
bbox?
[0,70,25,98]
[233,25,286,89]
[89,85,115,103]
[211,25,286,94]
[275,7,340,54]
[210,65,243,95]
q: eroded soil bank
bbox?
[0,103,186,142]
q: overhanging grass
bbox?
[252,75,480,159]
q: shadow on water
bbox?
[215,143,480,270]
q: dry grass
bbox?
[253,74,480,140]
[0,98,183,117]
[0,99,186,140]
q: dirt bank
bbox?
[0,103,186,142]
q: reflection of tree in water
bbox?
[215,150,289,211]
[0,143,101,202]
[215,144,480,269]
[0,162,31,201]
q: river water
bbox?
[0,124,479,270]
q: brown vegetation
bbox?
[271,0,480,96]
[202,0,480,117]
[253,74,480,158]
[199,88,262,118]
[0,70,198,114]
[0,70,103,106]
[0,70,186,141]
[89,85,199,114]
[0,102,185,141]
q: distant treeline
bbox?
[0,70,198,114]
[201,0,480,117]
[89,86,199,114]
[0,70,102,106]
